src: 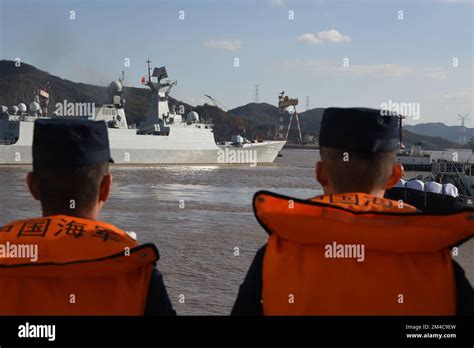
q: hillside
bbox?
[405,122,474,144]
[229,102,278,139]
[402,129,469,150]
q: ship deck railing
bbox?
[432,161,473,176]
[5,115,40,122]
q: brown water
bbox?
[0,149,472,315]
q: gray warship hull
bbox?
[0,121,285,165]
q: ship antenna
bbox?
[146,59,152,83]
[398,114,406,149]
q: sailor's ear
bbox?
[98,173,112,203]
[26,172,40,201]
[316,161,329,187]
[385,163,404,189]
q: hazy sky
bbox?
[0,0,472,125]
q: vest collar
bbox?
[253,190,474,252]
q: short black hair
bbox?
[32,162,109,214]
[320,147,396,193]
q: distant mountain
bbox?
[230,102,277,127]
[229,102,278,139]
[405,122,474,144]
[298,108,325,133]
[402,129,469,150]
[0,60,469,150]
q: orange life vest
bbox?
[0,215,158,315]
[253,191,474,315]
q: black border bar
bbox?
[0,316,472,344]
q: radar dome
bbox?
[10,105,18,115]
[108,80,123,94]
[0,105,8,113]
[29,102,41,113]
[18,103,27,113]
[186,111,199,124]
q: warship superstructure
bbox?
[0,61,285,165]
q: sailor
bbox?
[232,107,474,315]
[0,119,175,315]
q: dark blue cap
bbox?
[319,107,399,152]
[33,119,114,168]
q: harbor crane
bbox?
[205,94,228,113]
[205,94,246,136]
[278,92,302,143]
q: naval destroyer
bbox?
[0,61,285,165]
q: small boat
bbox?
[386,138,474,212]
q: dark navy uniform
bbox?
[231,245,474,315]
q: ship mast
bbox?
[146,59,152,84]
[141,59,176,130]
[398,114,406,149]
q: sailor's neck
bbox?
[323,189,386,198]
[42,210,98,221]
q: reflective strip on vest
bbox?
[253,191,474,315]
[0,215,159,315]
